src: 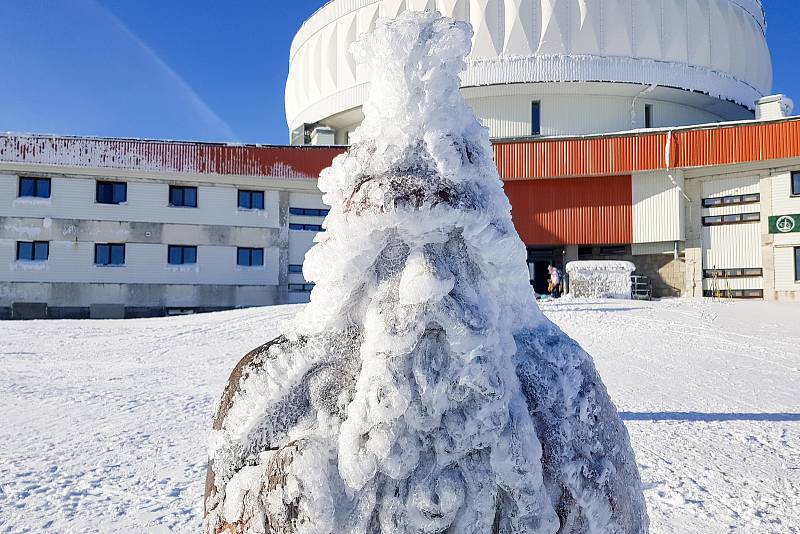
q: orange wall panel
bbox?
[504,176,632,245]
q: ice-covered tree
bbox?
[204,10,648,534]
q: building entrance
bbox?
[527,247,565,295]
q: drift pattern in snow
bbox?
[204,10,649,534]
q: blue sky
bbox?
[0,0,797,145]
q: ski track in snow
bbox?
[0,299,798,533]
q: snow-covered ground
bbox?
[0,298,798,533]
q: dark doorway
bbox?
[527,246,564,295]
[531,260,551,294]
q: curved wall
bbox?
[286,0,772,136]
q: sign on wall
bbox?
[768,214,800,234]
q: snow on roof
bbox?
[0,133,345,179]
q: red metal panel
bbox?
[503,176,633,245]
[494,118,800,180]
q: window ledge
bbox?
[13,197,52,207]
[93,264,126,268]
[235,265,266,272]
[166,265,200,273]
[10,260,48,271]
[168,205,198,209]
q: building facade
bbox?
[0,136,340,319]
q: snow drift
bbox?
[204,11,648,534]
[566,261,636,300]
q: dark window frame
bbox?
[289,223,324,232]
[237,247,264,267]
[18,177,51,198]
[168,185,198,208]
[94,243,126,266]
[795,247,800,282]
[644,104,653,128]
[168,245,198,265]
[288,264,303,273]
[96,181,127,204]
[238,190,265,210]
[792,171,800,197]
[288,283,315,292]
[702,212,761,226]
[289,207,330,217]
[531,101,541,136]
[702,289,764,299]
[702,193,760,208]
[16,241,49,261]
[703,268,763,279]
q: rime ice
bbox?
[204,11,648,534]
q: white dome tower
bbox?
[286,0,772,144]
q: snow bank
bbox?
[566,261,636,300]
[205,11,647,534]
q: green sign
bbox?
[768,214,800,234]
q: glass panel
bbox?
[34,242,48,260]
[531,102,541,136]
[184,247,197,264]
[795,248,800,281]
[113,183,126,203]
[97,183,111,203]
[184,188,197,207]
[792,172,800,196]
[289,207,303,216]
[288,265,302,273]
[110,245,125,265]
[238,190,249,209]
[169,246,182,265]
[238,248,249,266]
[722,214,740,222]
[17,242,33,260]
[19,178,35,197]
[96,245,110,265]
[252,248,264,266]
[253,192,264,210]
[170,187,182,206]
[37,179,51,198]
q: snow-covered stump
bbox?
[566,261,636,300]
[204,11,648,534]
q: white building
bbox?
[0,135,341,318]
[1,0,798,318]
[287,0,771,144]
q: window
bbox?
[795,247,800,282]
[96,181,127,204]
[792,171,800,196]
[531,101,541,136]
[95,243,125,266]
[237,247,264,267]
[644,104,653,128]
[703,268,763,279]
[16,241,49,261]
[288,264,303,273]
[702,193,760,208]
[289,223,324,232]
[168,245,197,265]
[238,190,265,210]
[703,289,763,299]
[702,212,760,226]
[289,283,315,292]
[169,186,197,208]
[597,245,627,256]
[289,207,330,217]
[18,177,51,198]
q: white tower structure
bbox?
[286,0,772,144]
